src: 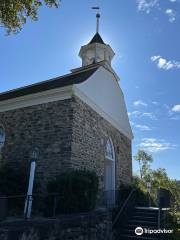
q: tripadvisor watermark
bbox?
[135,227,173,235]
[135,227,144,235]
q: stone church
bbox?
[0,15,133,195]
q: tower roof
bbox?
[89,32,105,44]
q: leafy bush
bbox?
[0,163,29,215]
[112,184,134,219]
[0,163,28,196]
[162,211,180,240]
[135,188,150,206]
[46,169,99,215]
[116,184,134,207]
[133,176,153,206]
[0,163,40,215]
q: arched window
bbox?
[105,138,115,161]
[105,138,116,203]
[0,125,5,149]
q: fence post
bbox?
[53,195,57,217]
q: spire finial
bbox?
[92,7,100,33]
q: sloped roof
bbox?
[0,65,99,102]
[89,33,105,44]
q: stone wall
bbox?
[0,99,74,189]
[0,95,132,191]
[71,96,132,190]
[0,209,112,240]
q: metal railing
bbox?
[0,193,62,220]
[97,189,133,209]
[112,188,136,228]
[0,190,119,220]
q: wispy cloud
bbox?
[138,138,177,153]
[137,0,178,23]
[172,105,180,112]
[170,116,180,120]
[152,101,158,105]
[130,121,135,127]
[163,104,180,120]
[165,9,176,22]
[137,0,159,14]
[164,104,173,116]
[130,121,152,131]
[135,124,152,131]
[151,56,180,70]
[128,111,141,118]
[133,100,148,107]
[129,111,157,120]
[142,112,157,120]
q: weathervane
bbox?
[92,7,100,33]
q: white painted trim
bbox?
[105,138,115,162]
[0,86,73,112]
[105,137,116,191]
[100,63,120,82]
[72,85,133,140]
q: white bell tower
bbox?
[79,9,115,67]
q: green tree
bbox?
[150,168,180,207]
[0,0,60,34]
[134,149,153,180]
[133,169,180,239]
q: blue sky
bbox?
[0,0,179,179]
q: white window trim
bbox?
[105,138,115,162]
[0,125,5,149]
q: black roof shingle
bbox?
[0,66,99,102]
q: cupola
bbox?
[79,12,115,67]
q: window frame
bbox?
[105,138,115,161]
[0,125,5,149]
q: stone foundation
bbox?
[0,209,112,240]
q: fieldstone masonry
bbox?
[71,96,132,190]
[0,95,132,191]
[0,99,74,189]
